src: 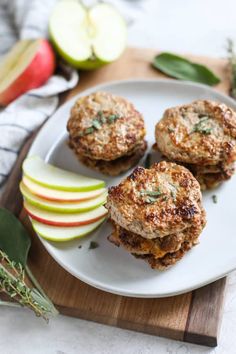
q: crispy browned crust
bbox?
[106,161,203,239]
[108,211,205,259]
[67,91,146,161]
[69,140,147,176]
[186,162,235,190]
[155,100,236,166]
[133,241,193,270]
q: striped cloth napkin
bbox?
[0,0,147,190]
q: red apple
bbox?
[0,39,55,106]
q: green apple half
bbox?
[23,156,105,191]
[24,201,107,227]
[32,217,105,242]
[23,175,106,202]
[49,0,127,70]
[20,182,107,213]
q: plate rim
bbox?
[28,78,236,298]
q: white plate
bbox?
[29,79,236,298]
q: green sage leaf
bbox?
[153,52,220,86]
[0,208,31,267]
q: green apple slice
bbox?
[23,176,106,202]
[20,182,107,213]
[32,217,105,242]
[23,156,105,191]
[49,0,127,70]
[24,200,108,226]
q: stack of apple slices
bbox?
[20,156,108,242]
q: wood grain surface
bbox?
[0,47,229,347]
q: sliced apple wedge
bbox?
[24,201,107,226]
[23,176,106,202]
[20,183,107,213]
[23,156,105,191]
[0,39,55,106]
[32,217,105,241]
[49,0,127,70]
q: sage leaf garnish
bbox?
[92,119,102,130]
[89,241,99,250]
[191,117,212,135]
[153,52,220,86]
[0,208,58,320]
[85,127,94,135]
[212,195,218,204]
[108,114,119,123]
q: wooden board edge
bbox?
[184,277,227,347]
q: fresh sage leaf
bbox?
[153,52,220,86]
[0,208,31,266]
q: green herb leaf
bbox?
[108,114,119,123]
[191,118,212,135]
[212,195,218,204]
[153,53,220,86]
[92,119,102,130]
[89,241,99,250]
[85,127,94,135]
[0,208,31,266]
[140,188,162,197]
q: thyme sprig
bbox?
[0,250,58,321]
[227,39,236,99]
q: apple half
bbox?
[23,156,105,191]
[32,217,105,241]
[23,176,106,202]
[49,0,127,70]
[20,182,107,213]
[0,39,55,106]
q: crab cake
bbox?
[155,100,236,189]
[106,161,206,270]
[67,91,147,175]
[106,161,203,239]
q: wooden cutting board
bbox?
[0,47,230,347]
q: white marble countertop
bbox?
[1,0,236,353]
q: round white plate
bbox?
[29,79,236,298]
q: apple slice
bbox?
[23,156,105,191]
[0,39,55,106]
[49,1,127,70]
[32,217,105,241]
[24,201,108,226]
[20,183,107,213]
[23,176,106,202]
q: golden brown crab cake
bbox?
[69,140,147,176]
[67,91,146,161]
[108,211,205,260]
[106,161,204,239]
[155,100,236,167]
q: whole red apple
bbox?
[0,39,55,106]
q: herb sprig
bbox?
[191,116,212,135]
[0,208,58,320]
[79,111,120,137]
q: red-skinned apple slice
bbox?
[24,201,108,226]
[20,182,107,213]
[0,39,55,106]
[23,176,106,202]
[32,217,105,242]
